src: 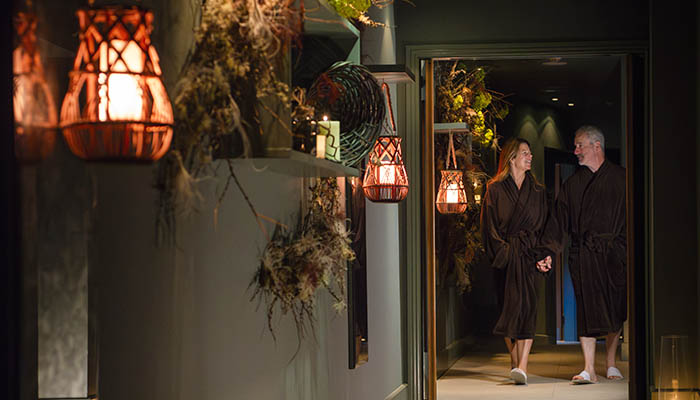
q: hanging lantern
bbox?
[436,170,468,214]
[363,136,409,202]
[363,83,408,203]
[13,12,57,163]
[436,132,468,214]
[60,6,173,161]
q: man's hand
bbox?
[536,255,552,272]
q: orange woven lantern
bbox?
[435,133,468,214]
[363,136,409,202]
[363,83,408,203]
[60,6,173,161]
[436,170,468,214]
[13,12,57,163]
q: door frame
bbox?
[398,42,650,400]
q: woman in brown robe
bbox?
[480,138,551,385]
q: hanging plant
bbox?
[436,61,510,148]
[328,0,371,19]
[156,0,303,244]
[325,0,413,27]
[250,178,355,345]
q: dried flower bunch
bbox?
[251,178,355,344]
[436,61,510,147]
[156,0,302,243]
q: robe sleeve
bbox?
[532,190,554,276]
[535,183,570,260]
[480,184,513,270]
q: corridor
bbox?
[438,343,629,400]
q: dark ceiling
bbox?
[435,55,624,149]
[439,56,622,113]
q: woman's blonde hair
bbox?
[488,138,542,188]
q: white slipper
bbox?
[510,367,528,385]
[571,370,596,384]
[607,366,623,380]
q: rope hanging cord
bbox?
[446,131,458,170]
[381,82,396,135]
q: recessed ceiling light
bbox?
[568,103,575,107]
[542,57,567,66]
[551,97,559,102]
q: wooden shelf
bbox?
[434,122,470,134]
[235,149,360,177]
[301,0,359,39]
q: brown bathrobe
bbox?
[481,172,549,339]
[540,159,627,337]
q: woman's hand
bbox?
[536,255,552,272]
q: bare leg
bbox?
[573,336,598,382]
[515,338,534,373]
[505,337,518,368]
[605,329,622,374]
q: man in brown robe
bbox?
[540,125,627,384]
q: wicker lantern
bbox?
[363,136,409,202]
[436,170,468,214]
[60,6,173,161]
[435,133,467,214]
[363,83,408,203]
[13,12,57,163]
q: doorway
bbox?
[399,43,648,400]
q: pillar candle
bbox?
[316,134,326,159]
[318,120,340,161]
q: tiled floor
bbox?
[438,342,629,400]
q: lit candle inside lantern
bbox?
[98,39,145,121]
[316,134,326,159]
[474,194,481,205]
[379,164,396,185]
[446,183,460,203]
[318,116,340,161]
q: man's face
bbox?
[574,134,596,167]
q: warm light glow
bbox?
[568,103,575,107]
[97,40,145,121]
[322,115,329,121]
[379,164,396,185]
[436,169,467,214]
[551,97,559,102]
[12,12,58,163]
[474,194,481,204]
[446,183,459,203]
[106,73,143,120]
[59,6,174,161]
[362,136,408,203]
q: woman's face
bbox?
[510,142,532,172]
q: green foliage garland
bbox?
[436,61,510,147]
[328,0,371,19]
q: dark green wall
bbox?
[650,0,699,390]
[395,0,648,63]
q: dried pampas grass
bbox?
[250,178,354,353]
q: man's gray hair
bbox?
[575,125,605,151]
